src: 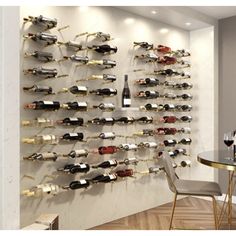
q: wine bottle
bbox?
[143,103,159,111]
[64,149,89,159]
[61,133,84,142]
[178,138,192,145]
[178,60,191,67]
[24,101,60,110]
[161,116,177,123]
[133,129,155,137]
[92,103,115,111]
[88,44,117,54]
[63,55,89,64]
[88,117,115,125]
[135,116,153,124]
[23,84,54,95]
[90,174,117,183]
[157,56,177,65]
[22,135,59,145]
[172,49,191,57]
[89,88,117,96]
[58,163,90,174]
[180,115,192,122]
[98,146,118,155]
[119,157,139,165]
[119,144,138,151]
[136,90,160,99]
[62,102,88,111]
[138,142,158,148]
[99,132,116,139]
[133,42,153,50]
[148,166,162,174]
[178,127,191,134]
[56,117,84,126]
[174,148,187,155]
[22,183,60,197]
[24,32,57,45]
[58,41,83,51]
[92,160,118,169]
[23,15,57,29]
[58,85,88,95]
[163,104,176,111]
[177,93,193,100]
[154,69,179,76]
[23,152,59,161]
[162,93,177,100]
[23,67,58,78]
[86,59,116,68]
[163,139,177,147]
[174,82,193,90]
[135,53,158,62]
[116,169,134,178]
[135,78,160,86]
[115,117,135,124]
[87,32,112,42]
[122,75,131,107]
[180,160,191,167]
[156,128,178,135]
[87,74,116,82]
[156,45,172,54]
[65,180,90,190]
[24,51,54,62]
[180,105,192,112]
[21,117,54,128]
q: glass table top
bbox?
[197,150,236,171]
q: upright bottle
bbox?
[122,74,131,107]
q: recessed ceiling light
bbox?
[185,22,192,26]
[151,10,157,14]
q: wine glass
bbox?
[224,132,234,160]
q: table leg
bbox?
[227,171,235,228]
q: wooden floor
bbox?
[91,197,236,230]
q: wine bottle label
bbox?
[123,99,131,105]
[108,160,116,165]
[42,135,55,141]
[103,103,114,108]
[69,117,79,121]
[43,101,54,105]
[69,133,78,137]
[109,174,116,180]
[79,164,87,169]
[75,150,87,155]
[150,104,158,108]
[127,157,137,162]
[76,86,87,91]
[42,152,56,158]
[79,179,87,185]
[105,118,114,122]
[37,118,48,123]
[103,132,115,138]
[145,142,157,148]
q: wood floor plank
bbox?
[90,197,236,230]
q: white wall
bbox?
[189,27,216,181]
[0,6,20,229]
[0,6,215,230]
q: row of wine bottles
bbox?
[23,147,188,161]
[22,131,192,144]
[134,42,190,57]
[23,100,193,112]
[21,115,192,128]
[21,160,190,197]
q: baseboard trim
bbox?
[217,194,236,204]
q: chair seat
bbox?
[174,179,222,196]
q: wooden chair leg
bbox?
[212,197,218,230]
[169,193,177,230]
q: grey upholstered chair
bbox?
[159,151,222,230]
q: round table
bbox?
[197,150,236,229]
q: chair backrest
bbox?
[159,151,177,193]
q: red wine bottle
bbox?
[90,174,117,183]
[88,117,115,125]
[88,44,118,54]
[122,75,131,107]
[178,138,192,145]
[163,139,177,147]
[58,163,90,174]
[115,117,135,124]
[92,160,118,169]
[57,117,84,126]
[116,169,134,177]
[98,146,118,155]
[61,133,84,141]
[89,88,117,96]
[161,116,177,123]
[156,128,177,135]
[67,180,90,190]
[180,115,192,122]
[63,102,88,111]
[24,101,60,110]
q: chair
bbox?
[159,151,222,230]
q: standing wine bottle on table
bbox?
[122,74,131,107]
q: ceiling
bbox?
[189,6,236,19]
[116,6,236,31]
